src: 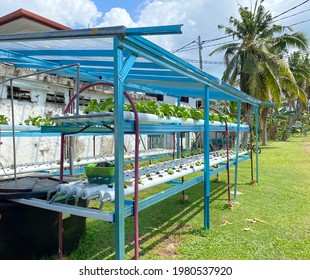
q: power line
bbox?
[179,58,225,65]
[289,18,310,27]
[272,0,309,20]
[203,40,241,49]
[273,8,310,22]
[202,34,234,44]
[171,40,196,53]
[175,39,241,53]
[172,0,309,57]
[172,34,235,53]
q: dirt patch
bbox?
[155,225,191,259]
[304,142,310,154]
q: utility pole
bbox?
[197,36,204,148]
[198,35,203,70]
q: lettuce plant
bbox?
[0,115,9,125]
[24,115,55,126]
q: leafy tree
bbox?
[287,52,310,114]
[210,0,308,145]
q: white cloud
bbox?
[95,0,243,76]
[96,0,309,77]
[97,8,135,27]
[1,0,307,77]
[0,0,101,28]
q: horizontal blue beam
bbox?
[125,24,182,36]
[38,121,249,135]
[0,25,182,42]
[7,49,130,57]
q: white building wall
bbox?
[0,64,149,168]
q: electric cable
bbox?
[272,0,309,20]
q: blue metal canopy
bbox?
[0,24,269,106]
[0,24,267,261]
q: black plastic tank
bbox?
[0,175,86,260]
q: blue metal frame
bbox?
[254,105,259,184]
[0,25,270,260]
[113,36,126,259]
[233,101,242,202]
[203,86,211,229]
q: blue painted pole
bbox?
[254,106,259,184]
[176,97,181,159]
[113,37,125,260]
[203,86,210,229]
[234,101,242,202]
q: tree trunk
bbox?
[260,107,269,146]
[240,103,254,148]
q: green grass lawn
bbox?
[68,136,310,260]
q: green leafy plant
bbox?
[83,98,239,124]
[175,106,191,120]
[158,103,176,119]
[190,107,204,120]
[24,115,55,126]
[167,168,174,175]
[136,100,164,117]
[96,161,114,167]
[83,99,100,114]
[99,97,114,112]
[134,100,148,113]
[146,100,165,118]
[0,115,9,125]
[123,104,132,111]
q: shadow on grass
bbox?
[259,146,280,150]
[69,179,232,260]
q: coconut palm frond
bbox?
[209,42,240,56]
[262,62,282,104]
[210,0,309,108]
[222,55,239,82]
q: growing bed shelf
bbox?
[0,148,173,177]
[51,111,249,131]
[49,149,249,207]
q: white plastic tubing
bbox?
[0,148,172,176]
[53,111,248,129]
[51,150,247,205]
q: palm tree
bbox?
[287,52,310,113]
[210,0,308,145]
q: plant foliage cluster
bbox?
[83,98,235,123]
[24,115,55,126]
[0,115,9,125]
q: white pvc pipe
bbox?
[96,150,248,203]
[0,148,174,176]
[79,184,109,199]
[0,125,41,132]
[52,111,249,129]
[48,150,249,204]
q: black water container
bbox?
[0,199,86,259]
[0,176,86,259]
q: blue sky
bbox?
[93,0,142,19]
[0,0,309,78]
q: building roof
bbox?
[0,8,70,34]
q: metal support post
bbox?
[203,85,210,229]
[176,97,181,159]
[114,37,125,260]
[254,105,259,184]
[9,79,17,185]
[233,101,242,202]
